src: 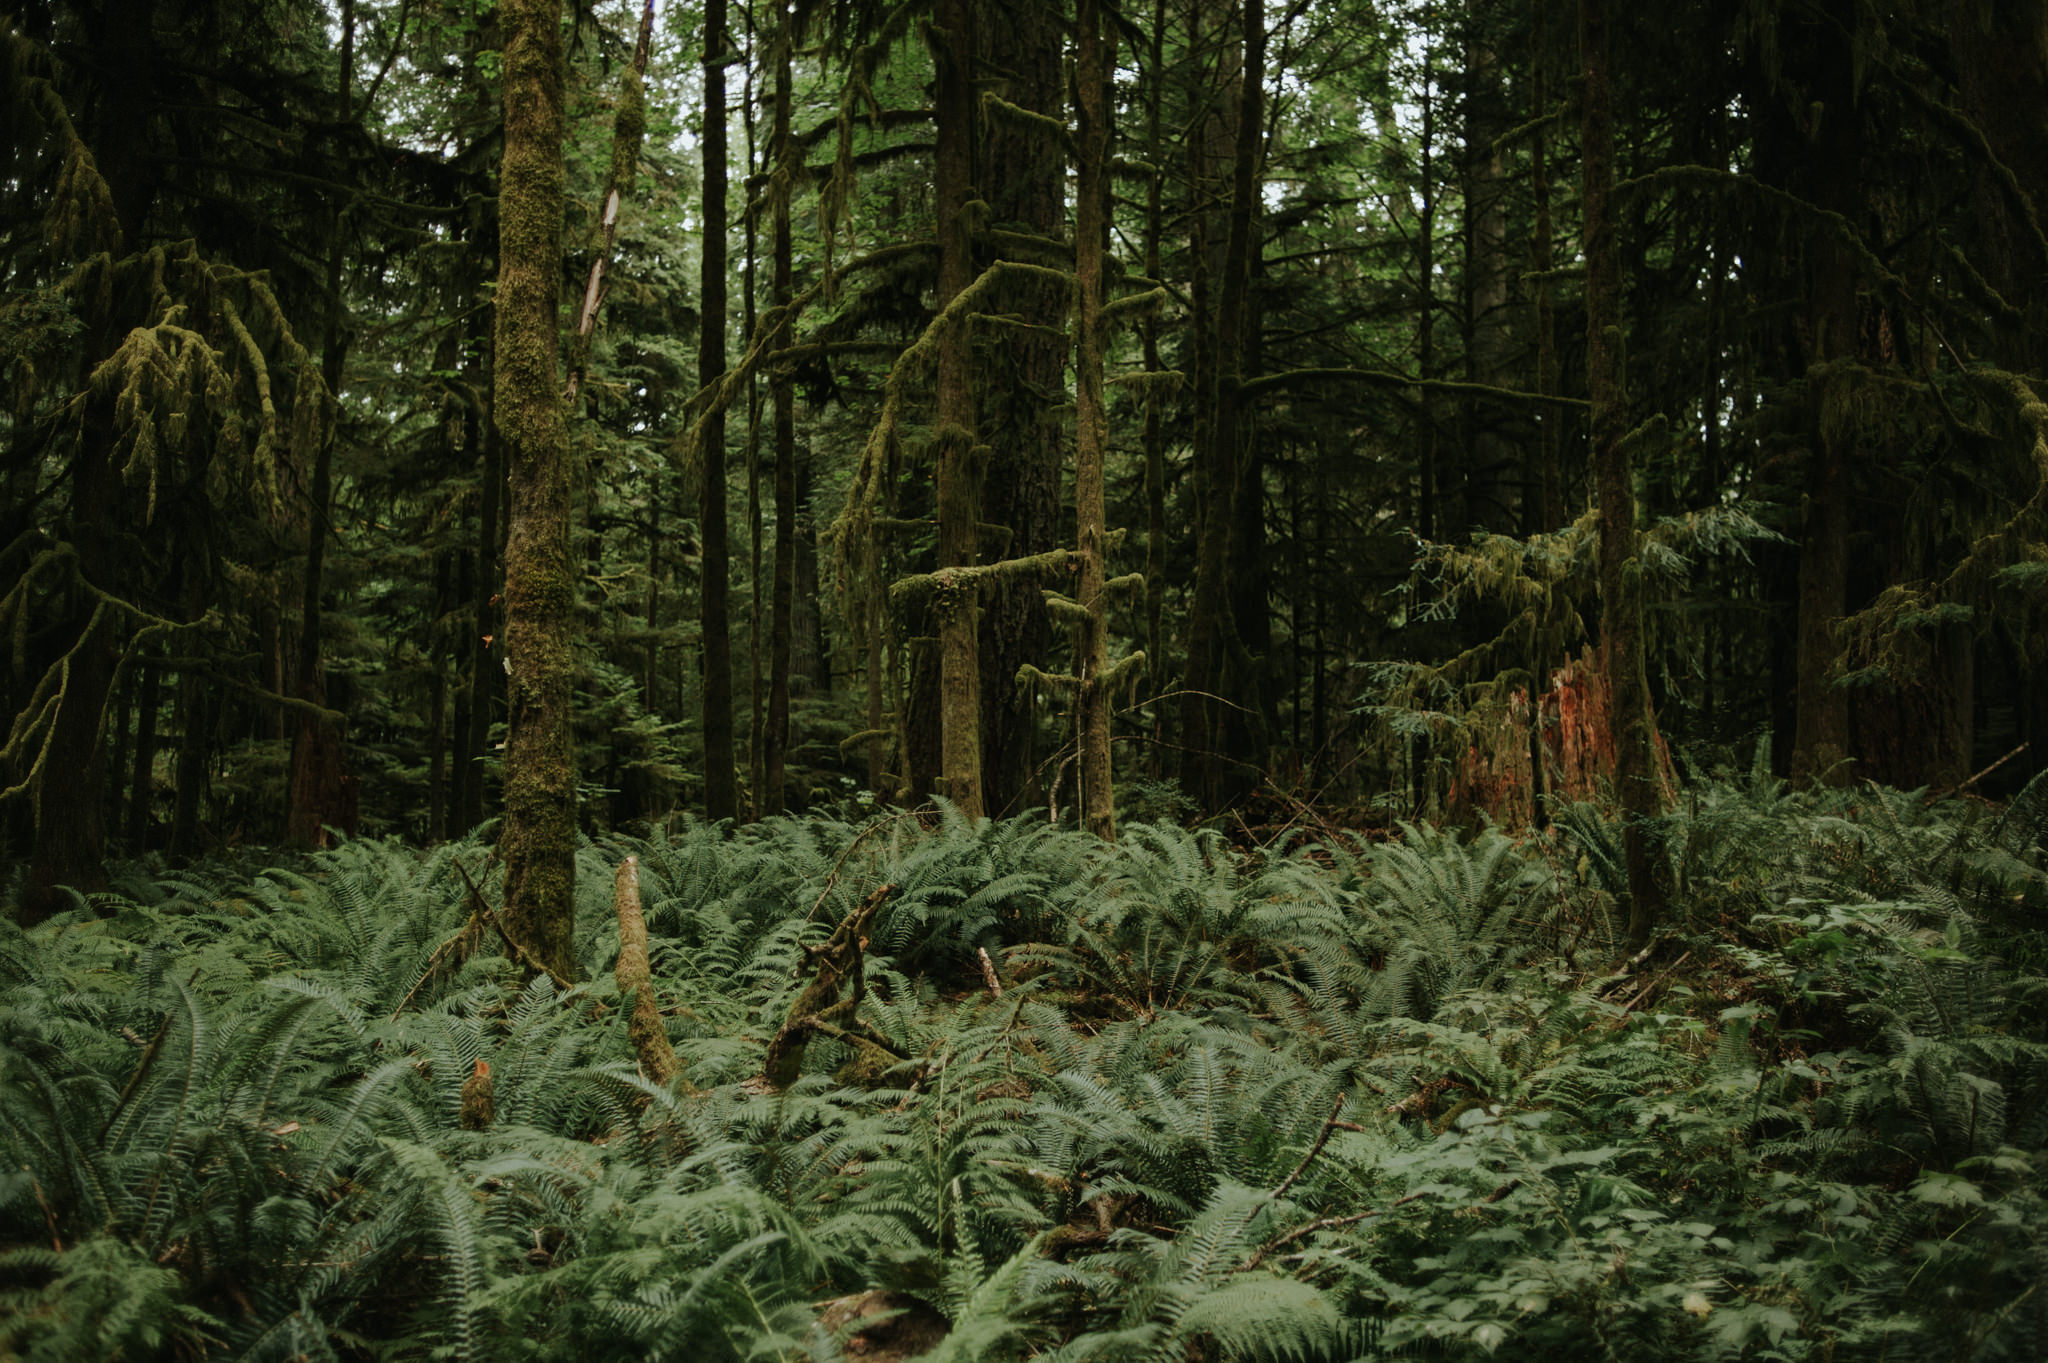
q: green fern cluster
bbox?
[3,784,2045,1359]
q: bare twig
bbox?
[1271,1094,1346,1201]
[1926,742,2029,804]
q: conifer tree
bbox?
[494,0,578,978]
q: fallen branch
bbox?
[764,882,905,1088]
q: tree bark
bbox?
[495,0,578,980]
[700,0,739,821]
[973,0,1064,816]
[763,9,795,817]
[1140,0,1170,775]
[1787,4,1859,791]
[125,650,161,850]
[286,0,355,848]
[1581,0,1667,943]
[933,0,984,819]
[1178,0,1263,809]
[1074,0,1118,839]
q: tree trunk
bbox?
[1463,29,1514,535]
[286,0,355,848]
[170,665,211,860]
[1073,0,1117,840]
[428,552,451,842]
[1581,0,1667,943]
[1141,0,1170,775]
[1788,6,1860,791]
[1179,0,1263,809]
[495,0,578,980]
[932,0,984,819]
[125,650,162,850]
[701,0,739,822]
[973,0,1065,817]
[763,10,795,818]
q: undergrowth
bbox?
[2,775,2046,1360]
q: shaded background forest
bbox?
[5,0,2048,908]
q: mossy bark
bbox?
[494,0,578,981]
[1073,0,1116,840]
[764,11,795,817]
[1581,0,1667,944]
[700,0,739,822]
[973,0,1064,817]
[933,0,983,820]
[613,856,680,1086]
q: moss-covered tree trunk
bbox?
[1581,0,1666,944]
[973,0,1064,817]
[699,0,739,822]
[763,9,795,818]
[1073,0,1116,840]
[932,0,983,820]
[494,0,578,980]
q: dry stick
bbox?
[1616,949,1691,1016]
[1271,1093,1347,1201]
[1238,1192,1432,1274]
[614,855,681,1087]
[1927,741,2029,804]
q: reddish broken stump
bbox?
[1449,648,1675,829]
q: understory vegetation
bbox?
[4,771,2047,1361]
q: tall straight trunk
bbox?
[1789,9,1859,790]
[460,405,503,833]
[286,0,355,848]
[932,0,983,819]
[170,665,210,859]
[865,535,887,792]
[125,650,161,849]
[25,436,116,917]
[763,11,795,817]
[644,476,661,711]
[1416,79,1438,541]
[700,0,739,821]
[1178,0,1263,808]
[428,552,451,842]
[495,0,578,979]
[1530,0,1563,531]
[1074,0,1116,839]
[741,9,766,806]
[1141,0,1169,774]
[1172,0,1215,791]
[973,0,1064,816]
[1462,32,1512,534]
[1580,0,1665,943]
[19,0,156,920]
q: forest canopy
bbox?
[3,0,2048,1357]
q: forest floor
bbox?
[3,777,2045,1360]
